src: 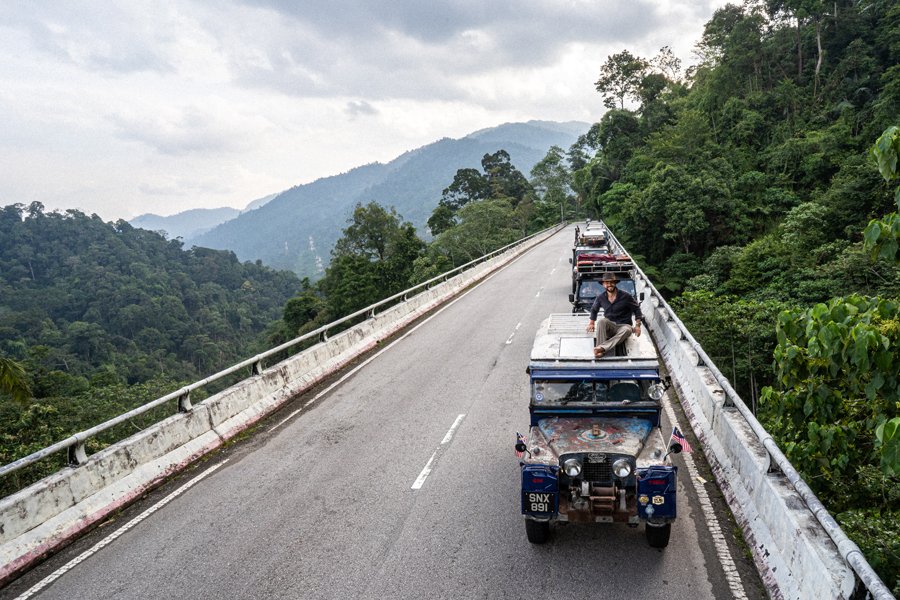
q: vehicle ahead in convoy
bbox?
[578,227,607,248]
[569,255,636,313]
[515,314,681,547]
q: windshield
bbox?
[578,279,636,300]
[618,280,636,296]
[578,280,603,299]
[532,379,648,405]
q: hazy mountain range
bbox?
[131,120,588,279]
[130,192,279,240]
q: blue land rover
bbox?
[516,314,681,547]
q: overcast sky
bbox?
[0,1,727,221]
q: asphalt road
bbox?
[1,226,767,600]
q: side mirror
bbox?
[515,441,527,453]
[664,443,683,461]
[568,258,573,264]
[568,294,575,303]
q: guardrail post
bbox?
[68,442,87,466]
[251,359,263,376]
[721,390,734,408]
[178,390,193,412]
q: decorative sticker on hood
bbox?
[578,424,620,443]
[538,417,652,457]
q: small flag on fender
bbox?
[671,427,693,453]
[515,432,527,458]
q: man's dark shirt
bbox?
[589,287,642,325]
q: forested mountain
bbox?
[0,203,301,387]
[0,202,302,493]
[188,120,586,278]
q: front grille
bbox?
[583,458,612,483]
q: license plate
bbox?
[523,491,556,513]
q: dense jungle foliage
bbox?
[565,1,899,590]
[1,0,897,589]
[0,204,301,492]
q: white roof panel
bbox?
[530,314,658,363]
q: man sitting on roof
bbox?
[586,273,642,358]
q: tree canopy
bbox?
[575,2,899,588]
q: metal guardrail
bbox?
[605,227,893,599]
[0,225,559,481]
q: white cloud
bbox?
[345,100,379,118]
[0,0,730,221]
[109,100,270,156]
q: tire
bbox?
[525,519,550,544]
[646,522,671,548]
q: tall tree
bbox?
[321,202,425,318]
[530,146,573,222]
[481,150,531,204]
[594,50,648,109]
[651,45,683,82]
[439,168,491,211]
[427,149,533,235]
[333,202,402,262]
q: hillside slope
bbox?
[189,120,587,277]
[0,204,301,385]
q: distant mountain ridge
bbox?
[130,193,280,241]
[147,120,589,278]
[130,207,241,241]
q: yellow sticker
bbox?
[638,495,649,505]
[652,495,665,505]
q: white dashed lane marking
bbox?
[505,322,522,345]
[411,414,466,490]
[268,268,507,433]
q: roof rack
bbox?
[576,261,635,275]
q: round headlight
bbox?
[613,458,633,478]
[649,383,665,400]
[563,458,582,477]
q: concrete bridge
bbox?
[0,225,892,599]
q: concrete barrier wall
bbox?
[0,227,556,584]
[634,272,856,600]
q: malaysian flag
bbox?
[671,427,693,453]
[515,432,527,458]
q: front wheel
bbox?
[525,519,550,544]
[646,522,671,548]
